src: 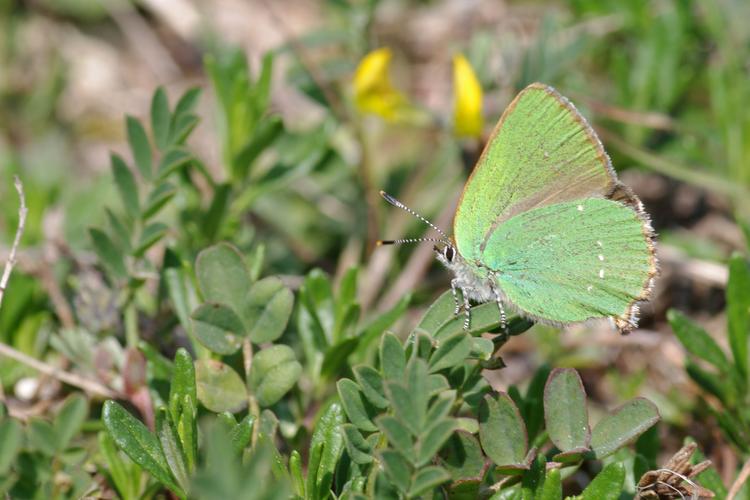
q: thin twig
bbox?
[0,176,27,310]
[0,342,117,399]
[728,459,750,500]
[0,178,117,400]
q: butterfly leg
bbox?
[451,279,462,317]
[488,272,508,331]
[461,287,472,331]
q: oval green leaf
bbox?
[544,368,590,452]
[479,393,528,468]
[195,243,251,311]
[190,302,245,355]
[248,345,302,407]
[242,276,294,343]
[195,359,247,413]
[591,398,660,459]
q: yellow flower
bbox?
[453,54,484,138]
[353,48,408,121]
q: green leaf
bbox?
[408,466,450,497]
[133,222,168,257]
[242,277,294,343]
[289,450,305,497]
[28,418,57,455]
[413,291,454,335]
[105,208,132,251]
[0,419,22,474]
[248,345,302,407]
[543,368,590,452]
[377,416,415,462]
[164,267,195,334]
[151,87,171,151]
[168,348,196,423]
[425,391,456,425]
[98,432,140,500]
[429,332,472,373]
[157,148,192,179]
[386,382,421,436]
[686,361,731,404]
[172,87,202,125]
[190,303,245,355]
[581,462,624,500]
[668,309,729,371]
[727,254,750,379]
[417,419,456,467]
[342,424,373,465]
[111,153,139,218]
[90,228,127,278]
[156,407,189,492]
[54,394,87,451]
[179,395,197,473]
[308,403,345,500]
[433,300,512,340]
[479,393,528,467]
[194,359,247,413]
[102,401,182,495]
[379,450,411,493]
[591,398,660,459]
[380,332,405,380]
[337,378,377,432]
[233,115,284,180]
[196,243,251,313]
[142,182,176,220]
[126,115,153,180]
[439,431,485,481]
[353,365,388,409]
[536,468,562,500]
[228,414,254,455]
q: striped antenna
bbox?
[377,237,445,246]
[379,191,453,246]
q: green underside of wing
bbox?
[478,198,652,324]
[454,84,615,263]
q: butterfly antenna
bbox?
[377,237,445,246]
[379,191,453,246]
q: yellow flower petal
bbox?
[353,48,408,121]
[453,54,484,138]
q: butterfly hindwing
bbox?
[478,198,655,329]
[454,83,617,263]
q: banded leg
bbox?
[450,279,462,317]
[488,272,507,331]
[461,287,472,331]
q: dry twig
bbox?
[0,177,118,400]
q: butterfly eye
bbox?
[444,246,455,262]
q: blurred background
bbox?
[1,0,749,491]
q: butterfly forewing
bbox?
[454,83,617,263]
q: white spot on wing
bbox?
[599,269,605,279]
[577,204,584,212]
[587,285,593,292]
[596,241,603,247]
[598,254,604,261]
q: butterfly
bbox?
[379,83,657,334]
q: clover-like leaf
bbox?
[196,243,251,311]
[242,276,294,343]
[479,392,528,469]
[439,431,485,481]
[195,360,247,413]
[544,368,590,453]
[591,398,660,459]
[190,303,245,355]
[248,345,301,407]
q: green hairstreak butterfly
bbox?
[379,83,657,333]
